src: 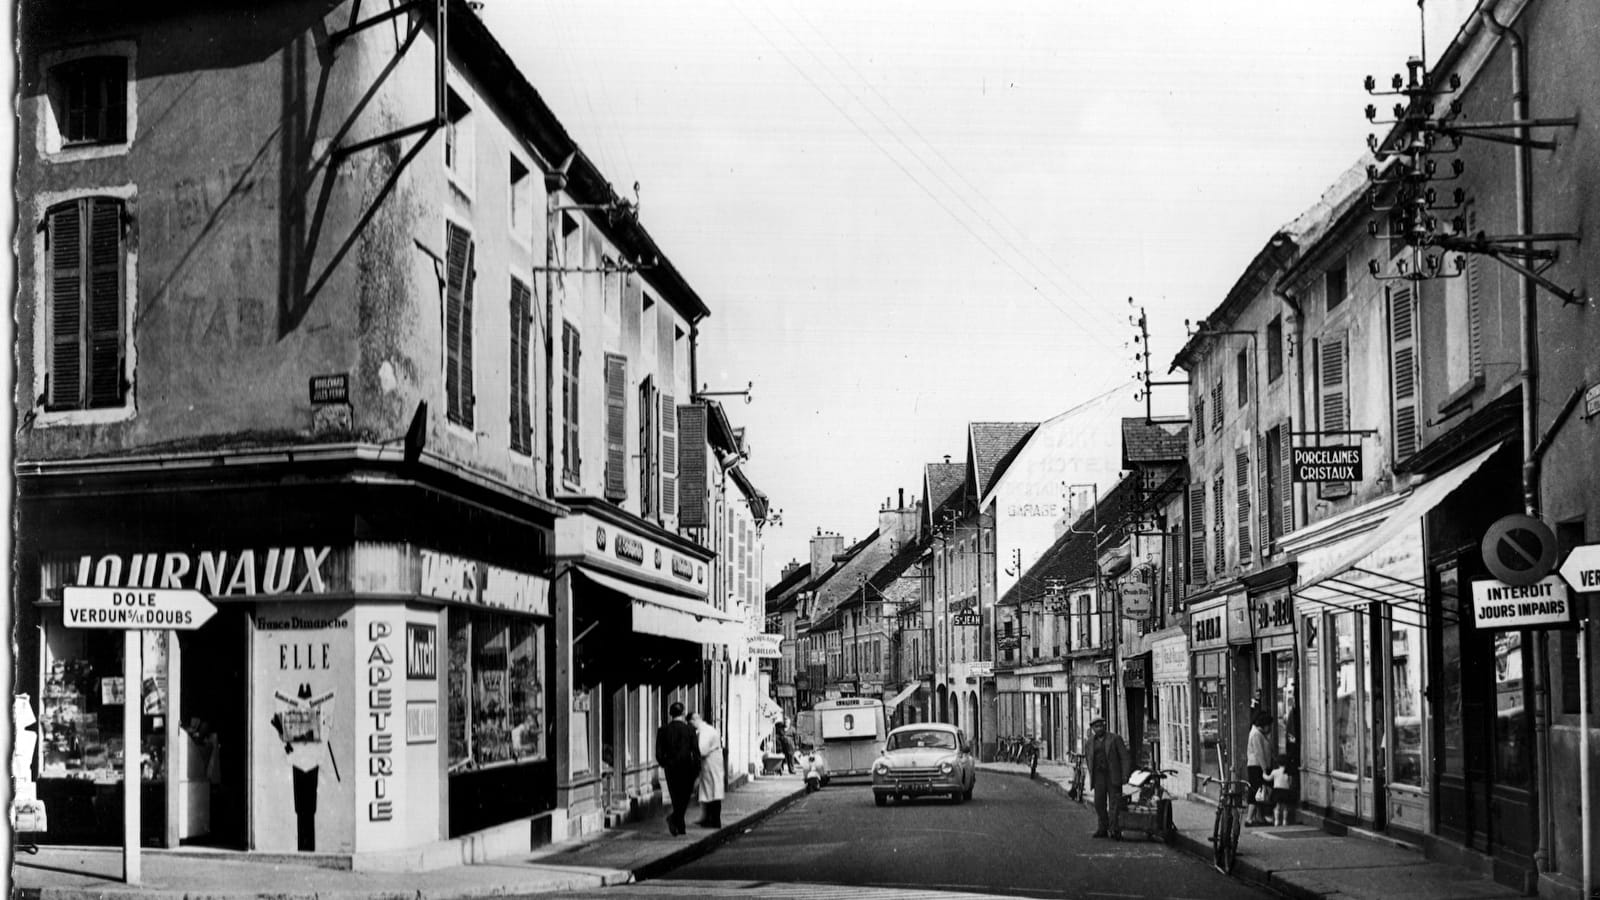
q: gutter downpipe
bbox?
[543,162,569,500]
[1480,6,1555,881]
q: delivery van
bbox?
[796,697,888,778]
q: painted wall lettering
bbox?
[76,547,333,595]
[366,620,396,822]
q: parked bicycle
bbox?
[1022,734,1041,778]
[1202,775,1253,874]
[1064,751,1086,802]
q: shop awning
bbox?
[1294,440,1504,597]
[578,567,741,646]
[885,682,921,710]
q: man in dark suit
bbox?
[655,701,700,835]
[1087,717,1129,840]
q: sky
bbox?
[485,0,1471,584]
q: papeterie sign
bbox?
[1292,447,1364,482]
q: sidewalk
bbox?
[9,774,806,900]
[982,760,1524,900]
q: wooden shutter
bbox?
[562,322,580,479]
[509,279,533,455]
[1257,431,1271,549]
[1389,286,1419,463]
[1211,382,1223,434]
[638,376,656,516]
[46,201,84,409]
[444,224,472,426]
[1319,336,1351,499]
[1279,420,1294,537]
[604,354,627,501]
[1195,395,1206,439]
[1236,449,1252,562]
[1188,484,1206,586]
[1212,475,1225,573]
[660,392,677,521]
[85,198,124,407]
[677,404,708,526]
[1466,255,1483,378]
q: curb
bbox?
[630,786,809,882]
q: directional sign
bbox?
[1558,543,1600,593]
[63,587,217,630]
[1470,576,1573,630]
[1481,514,1557,588]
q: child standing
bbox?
[1268,755,1296,826]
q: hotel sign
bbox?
[1293,446,1364,482]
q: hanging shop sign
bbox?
[748,633,783,659]
[1292,446,1364,482]
[1120,579,1153,620]
[1470,576,1574,630]
[952,610,981,627]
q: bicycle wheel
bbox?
[1211,805,1228,871]
[1219,806,1239,874]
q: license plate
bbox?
[902,782,935,793]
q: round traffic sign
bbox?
[1481,514,1557,587]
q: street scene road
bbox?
[560,773,1269,900]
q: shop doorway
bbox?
[177,607,249,848]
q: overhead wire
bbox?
[777,2,1127,337]
[729,0,1120,345]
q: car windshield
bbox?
[888,729,956,751]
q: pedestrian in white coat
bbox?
[689,711,725,828]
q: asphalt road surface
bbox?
[559,773,1273,899]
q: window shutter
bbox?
[660,391,677,520]
[1389,286,1419,463]
[1236,449,1252,562]
[1211,382,1223,434]
[1188,483,1206,586]
[1257,432,1270,549]
[1212,475,1225,573]
[638,377,657,516]
[1279,419,1294,537]
[1466,255,1483,378]
[444,224,471,426]
[461,240,475,428]
[47,201,84,409]
[509,279,533,454]
[562,322,580,479]
[85,198,124,407]
[1195,395,1206,439]
[677,404,708,527]
[1319,336,1352,499]
[604,354,627,501]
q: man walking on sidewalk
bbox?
[1087,717,1128,840]
[655,701,700,836]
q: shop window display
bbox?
[1195,653,1222,781]
[447,610,545,771]
[1388,614,1424,786]
[1333,611,1359,775]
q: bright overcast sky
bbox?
[485,1,1476,583]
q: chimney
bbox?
[898,487,905,509]
[810,531,845,577]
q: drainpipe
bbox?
[542,164,568,499]
[1480,6,1553,878]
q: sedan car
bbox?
[871,723,976,805]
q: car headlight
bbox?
[939,761,954,774]
[874,763,889,776]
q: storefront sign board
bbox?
[1121,580,1153,620]
[748,633,782,658]
[1292,446,1364,482]
[62,587,216,630]
[1470,576,1574,629]
[1190,602,1227,650]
